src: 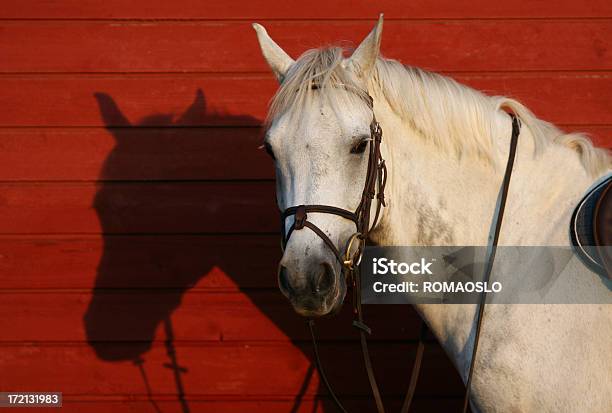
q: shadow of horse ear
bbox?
[94,93,132,127]
[176,89,207,125]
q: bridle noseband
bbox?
[280,94,387,277]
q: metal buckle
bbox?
[343,232,364,271]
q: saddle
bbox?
[570,175,612,278]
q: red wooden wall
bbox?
[0,2,610,412]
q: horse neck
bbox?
[368,96,599,378]
[371,100,595,248]
[371,102,507,247]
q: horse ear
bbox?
[345,14,383,78]
[252,23,295,82]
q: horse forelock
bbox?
[266,47,371,131]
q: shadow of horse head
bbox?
[83,89,283,361]
[82,88,445,412]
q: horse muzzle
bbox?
[277,260,346,317]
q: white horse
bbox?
[253,16,611,412]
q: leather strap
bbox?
[281,204,360,262]
[462,113,521,413]
[308,320,349,413]
[399,321,428,413]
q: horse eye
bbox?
[264,142,276,160]
[350,139,369,154]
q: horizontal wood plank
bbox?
[0,74,610,127]
[0,182,277,234]
[0,291,422,343]
[0,235,279,289]
[2,0,610,19]
[0,127,271,181]
[0,342,463,397]
[0,21,610,73]
[0,125,609,181]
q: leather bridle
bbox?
[276,87,521,413]
[280,93,387,272]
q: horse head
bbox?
[254,16,388,316]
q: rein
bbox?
[278,89,521,412]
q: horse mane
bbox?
[268,47,611,177]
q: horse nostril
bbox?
[278,265,293,296]
[314,262,335,295]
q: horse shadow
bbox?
[83,89,458,412]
